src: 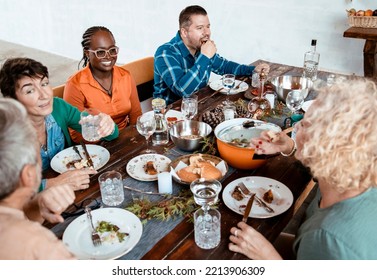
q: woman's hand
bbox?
[250,130,294,155]
[38,184,75,223]
[46,169,97,191]
[97,113,115,138]
[229,221,282,260]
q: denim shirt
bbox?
[40,115,65,190]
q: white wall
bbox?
[0,0,375,75]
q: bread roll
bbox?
[176,166,200,183]
[196,161,222,180]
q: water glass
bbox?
[99,171,125,206]
[181,96,198,120]
[81,108,102,142]
[223,104,236,120]
[194,208,221,249]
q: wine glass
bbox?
[136,113,157,154]
[190,179,221,249]
[285,89,305,123]
[222,74,235,105]
[181,96,198,120]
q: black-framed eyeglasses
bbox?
[61,198,101,219]
[88,46,119,59]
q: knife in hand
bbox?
[80,141,94,168]
[242,193,255,223]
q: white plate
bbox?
[50,145,110,173]
[62,208,142,260]
[126,154,171,181]
[209,79,249,95]
[302,100,315,112]
[222,176,293,218]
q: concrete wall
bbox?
[0,0,375,76]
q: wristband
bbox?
[280,138,296,157]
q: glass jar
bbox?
[151,98,169,145]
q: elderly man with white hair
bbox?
[0,98,76,259]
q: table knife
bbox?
[80,141,94,168]
[242,193,255,223]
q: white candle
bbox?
[158,172,173,194]
[265,93,275,108]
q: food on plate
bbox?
[266,130,279,143]
[176,154,222,183]
[167,116,178,125]
[231,186,245,201]
[263,189,274,204]
[63,156,94,170]
[145,161,157,175]
[95,221,129,243]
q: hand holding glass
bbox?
[81,108,102,142]
[136,113,156,154]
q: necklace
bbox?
[92,72,113,96]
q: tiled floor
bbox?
[0,39,78,88]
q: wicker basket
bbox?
[348,16,377,28]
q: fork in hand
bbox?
[85,206,101,246]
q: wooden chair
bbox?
[120,56,154,108]
[52,84,65,98]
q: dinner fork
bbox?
[238,182,275,213]
[84,206,101,246]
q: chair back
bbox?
[53,84,65,98]
[120,57,154,103]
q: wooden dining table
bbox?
[44,60,337,260]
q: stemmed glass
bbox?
[181,96,198,120]
[136,113,157,154]
[190,179,222,249]
[222,74,235,105]
[286,90,305,114]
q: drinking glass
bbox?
[81,108,102,142]
[222,74,235,105]
[99,171,124,206]
[286,90,305,115]
[136,113,156,154]
[190,179,222,249]
[181,96,198,120]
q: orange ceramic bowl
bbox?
[214,118,281,170]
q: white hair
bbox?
[0,98,38,199]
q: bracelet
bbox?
[280,138,297,157]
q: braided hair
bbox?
[79,26,115,69]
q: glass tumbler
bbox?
[99,171,125,206]
[81,108,102,142]
[194,208,221,249]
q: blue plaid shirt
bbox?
[153,32,255,104]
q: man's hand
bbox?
[38,184,75,224]
[201,40,217,59]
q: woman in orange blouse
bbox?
[64,26,142,143]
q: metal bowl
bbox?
[270,75,313,102]
[169,120,212,152]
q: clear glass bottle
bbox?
[303,39,320,81]
[151,98,169,145]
